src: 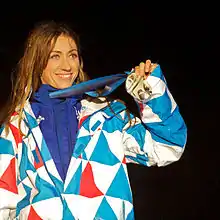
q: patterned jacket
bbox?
[0,66,187,219]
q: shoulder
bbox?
[81,96,108,111]
[79,96,127,120]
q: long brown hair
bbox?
[0,20,135,135]
[0,20,89,134]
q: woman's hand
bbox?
[126,59,157,101]
[134,59,158,79]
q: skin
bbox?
[41,34,80,89]
[41,34,156,90]
[134,59,158,79]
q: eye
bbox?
[70,53,78,59]
[50,54,60,59]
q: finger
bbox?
[135,66,140,76]
[145,59,151,73]
[139,62,145,77]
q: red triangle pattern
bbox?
[34,147,44,169]
[80,162,103,198]
[11,111,18,116]
[78,115,89,128]
[122,156,127,164]
[9,123,22,147]
[0,157,18,194]
[28,206,42,220]
[138,103,144,114]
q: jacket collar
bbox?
[79,97,126,119]
[20,97,126,188]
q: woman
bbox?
[0,21,187,219]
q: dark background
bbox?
[0,1,218,219]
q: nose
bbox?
[60,57,71,71]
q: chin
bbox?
[57,85,72,89]
[54,82,73,89]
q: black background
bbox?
[0,1,218,219]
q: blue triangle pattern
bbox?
[150,64,166,84]
[147,105,186,147]
[64,161,82,194]
[81,151,87,160]
[126,209,135,220]
[147,89,172,122]
[16,184,32,217]
[20,142,35,181]
[24,111,38,129]
[62,199,75,220]
[40,138,52,162]
[106,164,132,202]
[90,132,120,165]
[0,137,14,155]
[73,135,91,158]
[95,196,117,219]
[49,173,64,193]
[32,175,60,203]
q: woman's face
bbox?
[41,34,80,89]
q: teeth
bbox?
[57,74,72,78]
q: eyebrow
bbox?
[51,49,78,53]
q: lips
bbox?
[56,73,73,79]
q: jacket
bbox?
[0,66,187,219]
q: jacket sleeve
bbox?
[122,65,187,167]
[0,125,19,219]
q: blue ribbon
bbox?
[49,70,133,99]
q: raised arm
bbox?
[123,61,187,166]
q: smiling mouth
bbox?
[56,74,72,78]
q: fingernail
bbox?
[140,62,145,69]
